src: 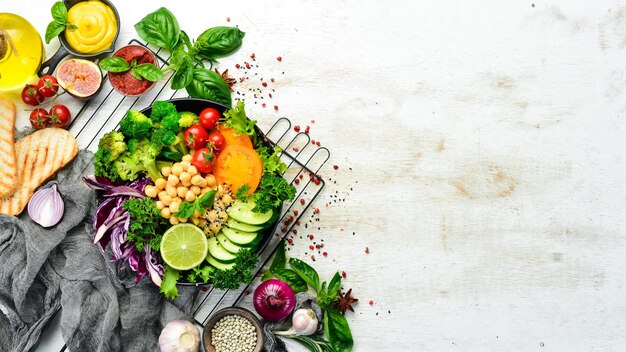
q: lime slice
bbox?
[160,224,208,270]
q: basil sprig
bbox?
[99,57,164,82]
[173,190,216,219]
[45,1,78,44]
[185,68,232,107]
[191,27,245,62]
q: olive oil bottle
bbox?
[0,13,43,93]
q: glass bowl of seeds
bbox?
[202,307,263,352]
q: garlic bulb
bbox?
[158,320,200,352]
[275,308,318,337]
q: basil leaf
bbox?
[275,269,308,293]
[99,57,131,73]
[160,151,183,162]
[261,270,273,282]
[180,30,192,51]
[185,67,232,107]
[328,272,342,295]
[289,335,335,352]
[66,23,78,31]
[132,63,164,82]
[171,57,193,89]
[174,201,196,219]
[192,26,245,61]
[269,240,287,272]
[130,69,143,81]
[289,258,320,291]
[324,309,354,352]
[51,1,67,23]
[45,22,65,44]
[197,190,217,209]
[134,7,180,50]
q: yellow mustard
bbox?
[65,0,116,54]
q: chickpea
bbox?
[201,187,211,195]
[188,165,198,175]
[170,217,179,225]
[199,179,208,188]
[209,223,221,234]
[144,185,157,198]
[158,190,168,199]
[221,194,233,205]
[177,187,189,198]
[190,216,199,225]
[185,190,196,202]
[156,201,164,210]
[218,211,228,221]
[191,185,201,195]
[155,178,167,190]
[179,217,188,223]
[206,175,216,187]
[180,161,191,170]
[207,210,217,222]
[198,219,207,228]
[179,172,191,183]
[171,164,183,176]
[166,185,177,198]
[182,180,192,188]
[193,209,202,218]
[161,195,172,206]
[182,154,192,162]
[169,202,180,213]
[191,175,203,186]
[161,167,171,177]
[161,208,171,219]
[167,174,179,186]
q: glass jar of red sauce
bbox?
[108,45,158,96]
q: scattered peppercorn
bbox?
[369,300,374,305]
[294,125,300,132]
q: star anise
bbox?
[215,68,236,91]
[334,288,358,315]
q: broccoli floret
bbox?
[114,139,162,181]
[93,131,127,180]
[151,109,189,156]
[119,110,152,139]
[127,139,138,153]
[150,101,178,124]
[178,111,198,127]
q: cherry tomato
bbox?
[37,75,59,98]
[207,131,226,151]
[184,124,209,150]
[21,84,44,106]
[49,104,72,128]
[29,109,49,130]
[199,107,221,130]
[192,148,216,174]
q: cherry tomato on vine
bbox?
[29,109,49,130]
[48,104,71,128]
[21,84,44,106]
[183,125,209,150]
[199,107,221,130]
[207,131,226,151]
[191,148,216,174]
[37,75,59,98]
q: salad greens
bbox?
[134,7,244,106]
[123,197,168,251]
[222,101,257,142]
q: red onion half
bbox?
[253,279,296,322]
[28,184,64,227]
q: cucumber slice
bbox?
[216,231,244,254]
[206,253,235,270]
[222,226,260,247]
[207,236,237,263]
[226,218,264,233]
[227,199,273,225]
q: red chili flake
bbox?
[309,234,315,240]
[293,209,299,215]
[369,300,374,305]
[341,271,347,278]
[274,105,279,111]
[304,126,310,134]
[296,221,301,226]
[294,125,300,132]
[270,78,275,82]
[280,227,287,232]
[201,286,209,292]
[262,103,266,108]
[313,208,320,214]
[277,56,282,62]
[275,233,280,237]
[365,247,370,254]
[311,119,315,124]
[316,141,321,146]
[311,255,316,261]
[294,179,300,185]
[292,229,298,234]
[250,53,255,59]
[235,63,240,69]
[299,174,304,180]
[262,82,268,87]
[245,289,251,296]
[309,245,314,250]
[313,178,321,185]
[320,243,324,248]
[333,165,339,170]
[293,146,299,152]
[245,62,251,69]
[311,139,316,145]
[322,252,328,257]
[300,198,305,205]
[315,244,321,249]
[287,238,293,245]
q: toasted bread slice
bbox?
[0,97,18,198]
[0,128,78,216]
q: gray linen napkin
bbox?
[0,150,199,352]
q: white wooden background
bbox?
[3,0,626,351]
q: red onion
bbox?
[253,279,296,322]
[28,184,64,227]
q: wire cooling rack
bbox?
[52,39,330,351]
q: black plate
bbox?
[139,98,280,286]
